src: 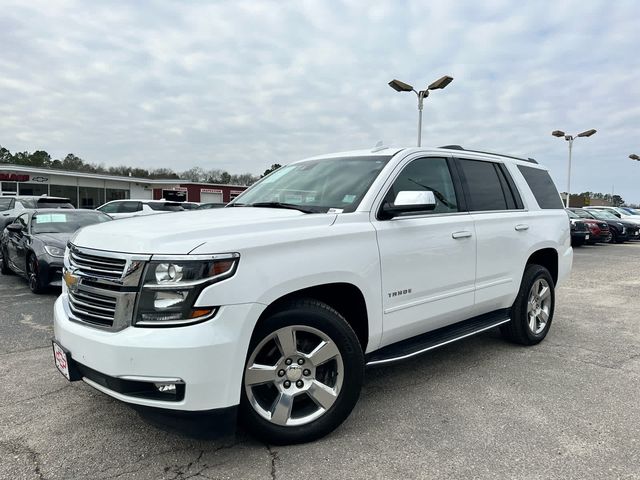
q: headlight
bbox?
[134,254,239,327]
[44,245,65,258]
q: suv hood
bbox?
[72,207,337,254]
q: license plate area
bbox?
[52,340,81,381]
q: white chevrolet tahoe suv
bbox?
[53,146,572,444]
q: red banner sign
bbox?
[0,173,30,182]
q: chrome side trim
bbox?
[365,318,510,366]
[117,375,184,384]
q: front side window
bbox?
[232,156,392,213]
[458,159,511,211]
[98,202,120,214]
[383,157,458,215]
[118,201,142,213]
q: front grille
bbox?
[69,248,127,279]
[68,287,117,327]
[574,222,588,232]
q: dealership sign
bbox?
[0,173,30,182]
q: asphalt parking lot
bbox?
[1,244,639,480]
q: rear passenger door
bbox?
[455,157,530,314]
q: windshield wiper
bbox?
[248,202,316,213]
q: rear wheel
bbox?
[239,299,364,445]
[501,264,555,345]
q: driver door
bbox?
[373,156,477,347]
[7,213,29,272]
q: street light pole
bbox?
[552,129,597,208]
[388,76,453,147]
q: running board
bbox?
[365,309,510,366]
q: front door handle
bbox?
[452,230,473,239]
[515,224,529,231]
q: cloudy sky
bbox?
[1,0,639,201]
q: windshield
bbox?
[148,202,184,211]
[566,210,580,219]
[0,198,12,211]
[621,207,640,215]
[232,156,392,213]
[572,209,593,219]
[31,211,111,234]
[589,210,619,221]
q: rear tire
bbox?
[239,298,364,445]
[501,264,555,345]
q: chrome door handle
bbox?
[452,231,473,239]
[515,224,529,231]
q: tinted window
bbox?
[148,202,184,211]
[98,202,120,214]
[0,198,13,211]
[517,165,563,209]
[384,157,458,215]
[118,201,142,213]
[36,198,73,209]
[458,159,508,211]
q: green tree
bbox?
[262,163,282,178]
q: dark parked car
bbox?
[570,208,635,243]
[566,209,610,244]
[567,213,590,247]
[0,195,74,230]
[0,209,111,293]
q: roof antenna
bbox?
[371,141,388,153]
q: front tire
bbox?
[239,299,364,445]
[27,254,45,294]
[501,264,555,345]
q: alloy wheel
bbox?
[527,278,551,335]
[244,325,344,427]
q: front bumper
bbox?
[39,256,63,287]
[53,294,264,411]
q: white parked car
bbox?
[53,146,572,444]
[96,199,184,218]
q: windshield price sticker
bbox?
[36,214,67,224]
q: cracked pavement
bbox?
[1,243,639,479]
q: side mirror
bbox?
[6,223,23,233]
[381,191,437,219]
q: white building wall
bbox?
[129,183,153,199]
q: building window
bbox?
[1,182,18,195]
[230,190,244,200]
[79,186,105,209]
[18,183,48,196]
[50,185,79,207]
[106,188,130,202]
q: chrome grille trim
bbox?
[64,245,151,331]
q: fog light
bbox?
[154,383,177,393]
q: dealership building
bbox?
[0,165,248,208]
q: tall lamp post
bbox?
[552,128,597,207]
[388,75,453,147]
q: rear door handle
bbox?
[515,224,529,231]
[452,231,473,239]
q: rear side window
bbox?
[0,198,14,211]
[457,159,518,211]
[118,201,142,213]
[517,165,563,209]
[148,202,184,211]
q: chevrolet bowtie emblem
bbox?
[63,270,79,291]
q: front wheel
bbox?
[27,254,45,294]
[501,264,555,345]
[239,299,364,445]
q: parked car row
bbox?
[567,207,640,246]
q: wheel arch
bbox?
[526,248,558,285]
[255,282,370,352]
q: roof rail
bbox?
[438,145,538,164]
